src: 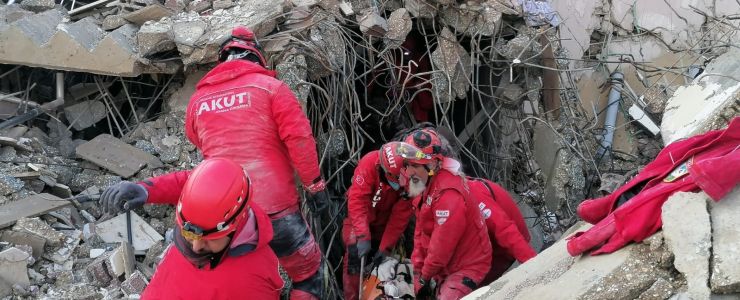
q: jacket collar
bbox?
[197,60,277,89]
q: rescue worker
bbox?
[100,26,327,299]
[342,146,414,300]
[380,142,492,300]
[402,127,536,283]
[142,158,283,299]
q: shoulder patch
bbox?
[437,217,447,225]
[482,208,492,219]
[354,175,365,185]
[435,210,450,217]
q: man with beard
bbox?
[142,158,283,299]
[380,142,491,300]
[402,127,537,284]
[341,145,415,300]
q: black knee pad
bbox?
[269,212,312,257]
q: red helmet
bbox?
[176,158,252,241]
[218,26,267,66]
[404,128,448,159]
[379,142,432,186]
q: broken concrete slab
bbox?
[95,211,164,255]
[0,231,46,259]
[0,247,30,289]
[101,14,129,31]
[212,0,235,10]
[711,186,740,293]
[0,194,71,230]
[662,192,712,300]
[473,223,673,299]
[76,134,160,178]
[122,4,172,25]
[661,47,740,145]
[121,270,149,296]
[338,1,353,16]
[0,173,24,195]
[431,27,472,102]
[384,8,411,49]
[276,51,309,110]
[64,100,107,131]
[404,0,436,18]
[0,136,32,152]
[85,250,114,287]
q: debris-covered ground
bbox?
[0,0,738,298]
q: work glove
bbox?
[416,277,434,299]
[372,250,388,267]
[100,182,148,215]
[356,239,372,259]
[305,178,329,214]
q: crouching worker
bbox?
[381,142,492,300]
[140,158,283,299]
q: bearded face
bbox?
[402,165,430,198]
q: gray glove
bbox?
[356,239,371,259]
[100,182,148,215]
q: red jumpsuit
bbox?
[142,204,283,299]
[140,60,323,299]
[469,178,536,284]
[342,150,413,300]
[412,170,492,300]
[569,116,740,256]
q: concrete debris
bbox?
[101,15,129,31]
[598,173,626,194]
[0,231,46,259]
[519,0,559,27]
[661,47,740,145]
[85,250,114,287]
[384,8,412,49]
[497,28,542,61]
[19,0,55,13]
[305,18,347,79]
[473,223,673,300]
[338,1,354,16]
[441,1,502,36]
[64,100,107,131]
[276,51,310,109]
[121,270,149,296]
[710,187,740,293]
[212,0,235,10]
[1,194,71,230]
[431,28,472,102]
[11,217,65,246]
[497,81,524,106]
[358,10,388,37]
[122,4,173,25]
[95,211,164,255]
[0,173,24,195]
[186,0,211,13]
[0,247,30,289]
[404,0,436,18]
[76,134,161,178]
[662,192,712,300]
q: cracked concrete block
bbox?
[430,28,471,102]
[441,1,501,36]
[121,270,149,296]
[123,4,172,25]
[137,19,175,56]
[95,211,164,255]
[76,134,160,178]
[638,278,674,300]
[20,0,55,12]
[12,217,65,246]
[64,100,107,130]
[662,192,712,300]
[85,250,113,287]
[661,48,740,145]
[384,8,411,49]
[101,15,129,31]
[0,247,30,289]
[172,19,206,47]
[711,187,740,293]
[0,231,45,259]
[358,10,387,37]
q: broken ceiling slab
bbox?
[95,211,164,255]
[0,193,71,229]
[75,134,161,178]
[431,27,472,102]
[661,47,740,145]
[440,1,502,36]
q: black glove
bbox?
[372,250,388,267]
[307,189,330,214]
[100,182,148,215]
[356,239,371,259]
[416,277,434,299]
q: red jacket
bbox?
[142,204,283,299]
[346,151,413,251]
[411,170,492,282]
[571,116,740,255]
[143,60,321,213]
[468,178,535,263]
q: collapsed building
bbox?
[0,0,737,298]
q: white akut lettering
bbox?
[435,210,450,217]
[384,146,397,169]
[197,92,250,115]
